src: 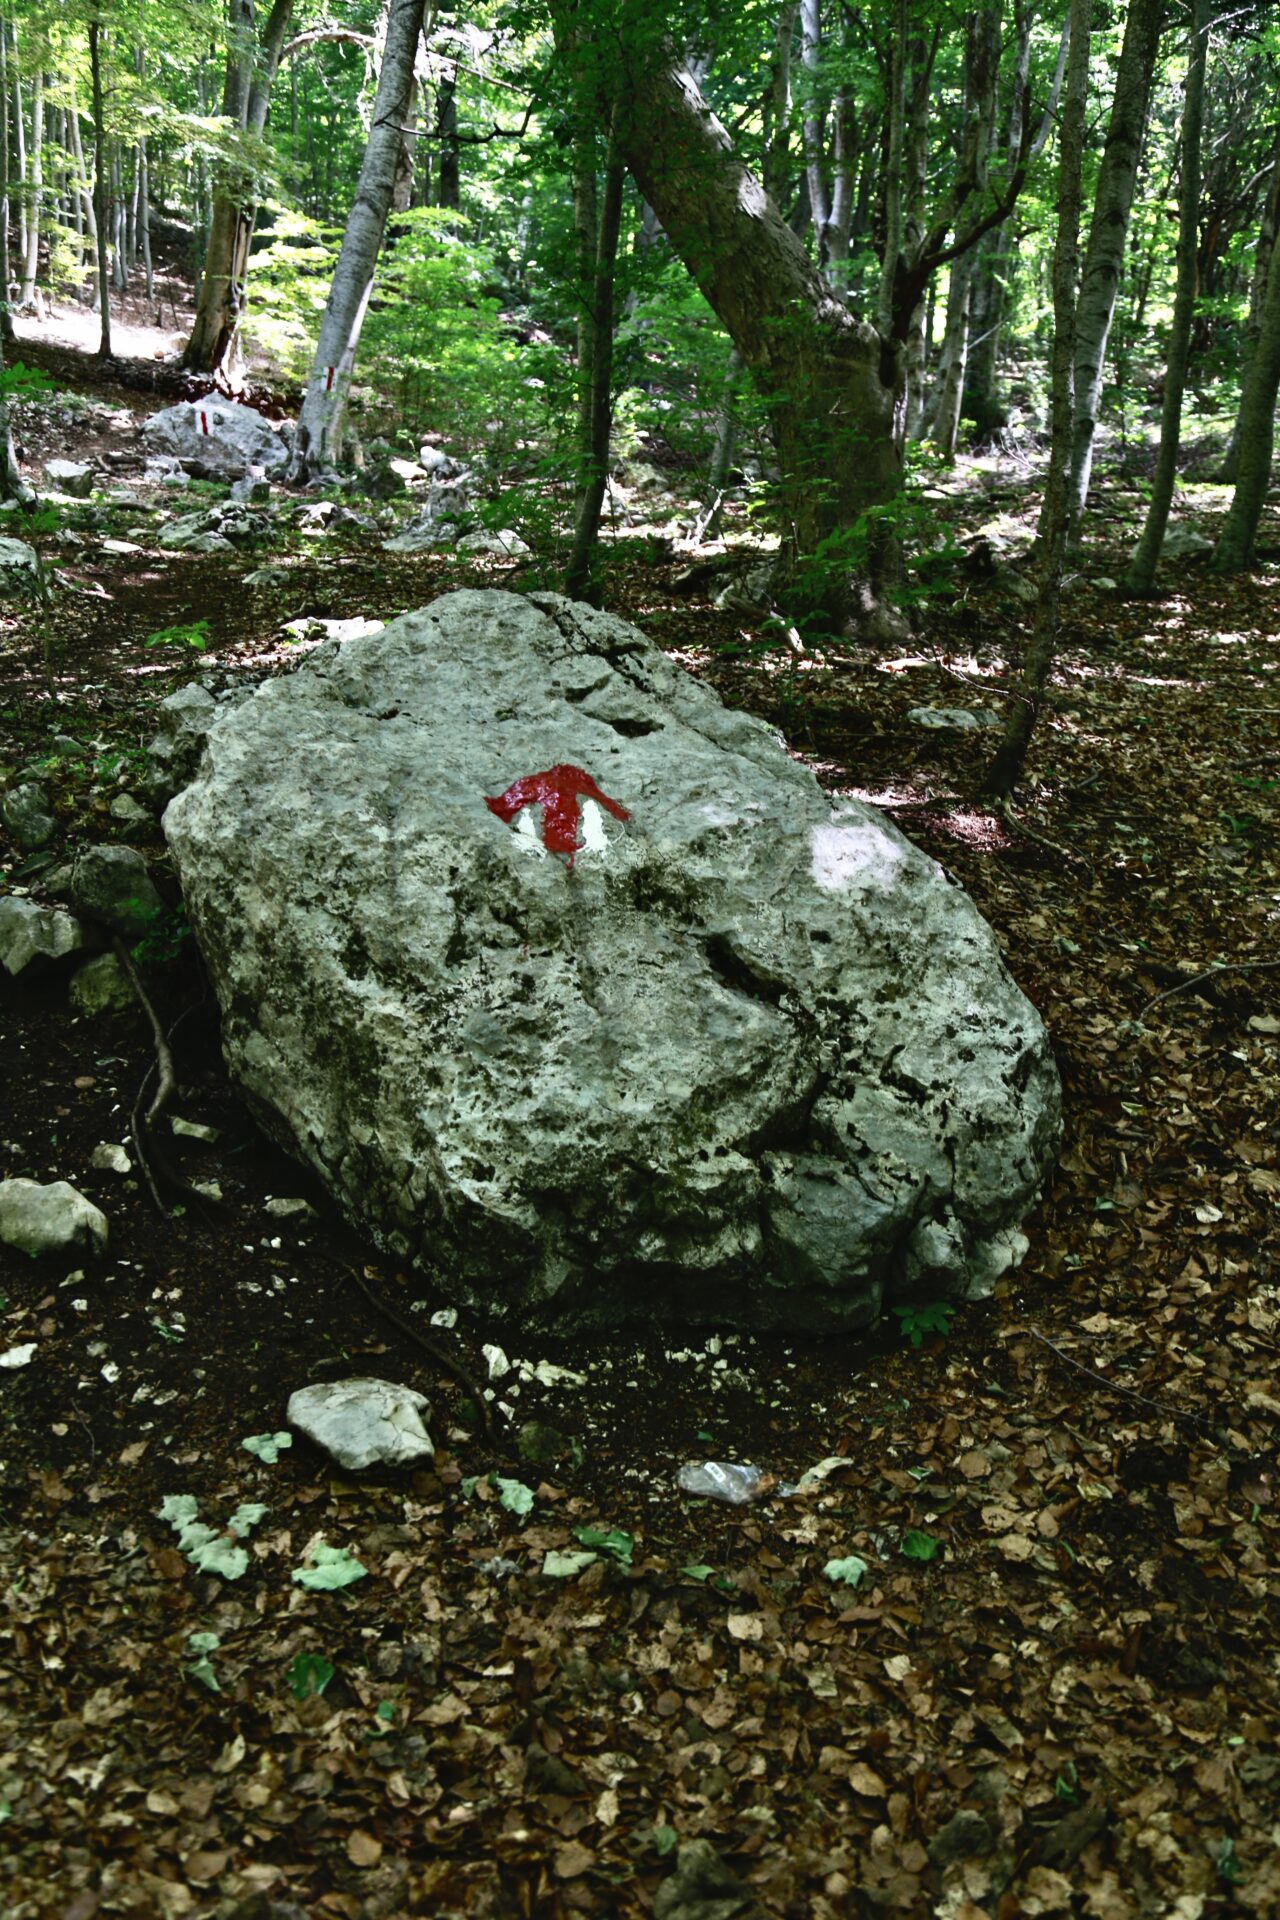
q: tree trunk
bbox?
[930,250,974,457]
[0,22,12,340]
[67,84,97,297]
[984,0,1093,799]
[434,64,459,210]
[800,0,831,267]
[763,2,797,206]
[1220,142,1280,483]
[0,331,30,502]
[182,0,294,374]
[89,21,111,358]
[698,344,745,542]
[1064,0,1164,553]
[290,0,429,479]
[18,64,41,308]
[1123,0,1209,595]
[1212,181,1280,573]
[617,52,903,623]
[565,127,626,606]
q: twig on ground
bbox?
[997,799,1084,866]
[345,1264,498,1443]
[115,945,214,1215]
[1023,1327,1213,1431]
[1139,958,1280,1020]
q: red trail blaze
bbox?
[485,764,630,867]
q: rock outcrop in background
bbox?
[163,590,1061,1331]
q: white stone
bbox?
[0,536,38,576]
[142,400,290,480]
[0,1178,108,1257]
[0,898,85,976]
[91,1143,132,1175]
[44,459,95,499]
[287,1377,433,1471]
[164,590,1060,1334]
[907,707,999,733]
[456,528,530,557]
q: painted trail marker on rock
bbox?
[485,763,630,868]
[164,589,1061,1334]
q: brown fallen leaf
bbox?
[554,1841,594,1879]
[347,1830,382,1868]
[183,1849,228,1884]
[849,1762,887,1797]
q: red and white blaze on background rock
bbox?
[163,589,1061,1332]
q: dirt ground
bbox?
[1,306,1278,1920]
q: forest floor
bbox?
[0,307,1278,1920]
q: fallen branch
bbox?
[345,1264,498,1443]
[998,799,1084,866]
[1139,958,1280,1021]
[1024,1327,1213,1432]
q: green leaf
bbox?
[227,1503,268,1537]
[292,1542,368,1591]
[243,1431,293,1464]
[542,1549,598,1578]
[288,1652,335,1700]
[186,1632,221,1688]
[823,1555,869,1588]
[901,1530,941,1562]
[891,1301,952,1348]
[572,1525,634,1566]
[680,1563,716,1583]
[494,1475,535,1517]
[652,1824,678,1857]
[375,1699,396,1723]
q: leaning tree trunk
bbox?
[1212,189,1280,574]
[984,0,1093,798]
[1124,0,1209,595]
[1064,0,1165,554]
[89,19,111,358]
[290,0,429,479]
[617,53,903,624]
[182,0,294,375]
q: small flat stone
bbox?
[288,1377,433,1472]
[0,1178,108,1257]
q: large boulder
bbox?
[163,590,1061,1333]
[141,400,290,481]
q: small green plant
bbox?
[186,1631,222,1691]
[1214,1835,1242,1886]
[1054,1761,1080,1804]
[901,1529,941,1562]
[144,619,210,652]
[893,1301,953,1348]
[288,1652,335,1700]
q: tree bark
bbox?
[617,51,903,623]
[1212,179,1280,573]
[290,0,429,479]
[984,0,1093,799]
[182,0,294,374]
[565,127,626,605]
[1064,0,1165,553]
[1123,0,1209,594]
[17,63,40,308]
[0,21,13,340]
[89,20,111,358]
[1220,142,1280,483]
[0,330,30,502]
[930,249,975,457]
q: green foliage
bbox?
[185,1631,222,1692]
[144,619,209,652]
[892,1301,953,1348]
[292,1541,368,1591]
[1214,1835,1242,1886]
[0,363,54,400]
[900,1529,941,1562]
[823,1555,869,1588]
[289,1652,336,1700]
[243,1431,293,1464]
[572,1525,634,1566]
[241,205,342,379]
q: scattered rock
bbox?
[287,1377,434,1472]
[243,564,290,589]
[109,792,151,827]
[928,1808,995,1869]
[164,589,1061,1333]
[516,1420,573,1467]
[142,400,290,481]
[0,898,86,976]
[994,565,1039,604]
[714,562,774,614]
[265,1196,317,1221]
[654,1839,761,1920]
[71,948,135,1013]
[0,1178,108,1257]
[68,845,164,938]
[145,682,219,802]
[44,458,95,499]
[0,535,39,584]
[417,445,457,477]
[91,1142,132,1175]
[1160,526,1214,560]
[382,518,451,555]
[280,616,385,647]
[229,476,272,503]
[908,706,1000,732]
[143,455,191,490]
[170,1115,219,1142]
[456,528,530,558]
[1,782,57,849]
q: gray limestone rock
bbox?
[908,706,1000,732]
[2,783,57,849]
[456,527,530,558]
[68,845,163,938]
[0,1178,108,1257]
[163,589,1061,1333]
[44,458,95,499]
[1160,526,1214,560]
[0,898,86,976]
[142,400,290,480]
[109,792,151,827]
[287,1377,433,1471]
[70,952,135,1016]
[0,535,38,583]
